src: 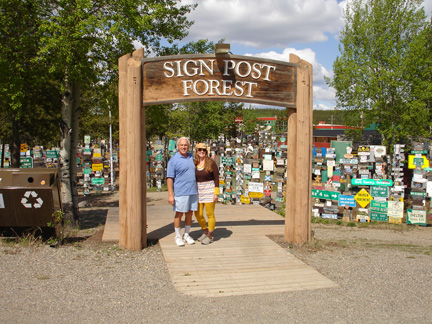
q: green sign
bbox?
[407,209,426,226]
[370,212,388,222]
[20,157,33,168]
[83,168,92,175]
[156,154,162,161]
[46,150,60,158]
[371,186,388,198]
[370,200,388,213]
[91,178,105,185]
[413,158,424,166]
[311,189,340,201]
[147,150,152,156]
[410,191,425,197]
[351,178,393,186]
[221,157,235,166]
[411,150,427,154]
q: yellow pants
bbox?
[194,202,216,232]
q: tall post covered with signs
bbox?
[118,49,312,250]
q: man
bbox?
[167,137,197,247]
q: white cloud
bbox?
[245,48,336,107]
[314,103,335,110]
[182,0,345,48]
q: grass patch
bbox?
[147,185,168,192]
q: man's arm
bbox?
[167,177,174,205]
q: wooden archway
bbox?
[118,48,312,251]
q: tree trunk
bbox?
[10,117,20,168]
[59,77,81,226]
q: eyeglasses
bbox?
[197,148,207,152]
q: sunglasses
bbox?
[197,148,207,152]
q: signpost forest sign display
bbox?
[118,48,312,251]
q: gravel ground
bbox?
[1,193,431,324]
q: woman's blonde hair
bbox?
[194,151,213,173]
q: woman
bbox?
[194,143,219,245]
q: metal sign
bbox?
[370,212,387,222]
[91,178,105,185]
[92,163,103,171]
[311,189,340,201]
[20,157,33,168]
[370,200,388,213]
[407,209,426,226]
[338,195,356,207]
[354,189,372,208]
[371,186,389,198]
[351,178,393,186]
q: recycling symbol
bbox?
[21,191,43,209]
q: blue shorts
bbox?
[173,194,198,213]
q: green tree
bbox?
[327,0,432,148]
[0,0,60,166]
[35,0,196,225]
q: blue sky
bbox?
[176,0,432,110]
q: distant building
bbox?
[313,121,381,148]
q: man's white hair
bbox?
[176,137,190,147]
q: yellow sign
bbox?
[92,163,103,171]
[240,195,251,204]
[219,180,225,185]
[408,155,429,169]
[388,216,402,224]
[354,188,372,208]
[248,192,264,198]
[93,153,102,158]
[20,143,28,152]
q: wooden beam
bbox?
[285,108,297,242]
[125,57,144,251]
[118,53,130,248]
[285,54,313,245]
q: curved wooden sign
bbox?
[142,54,296,107]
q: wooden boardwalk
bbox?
[102,192,338,297]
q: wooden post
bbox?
[118,48,146,251]
[285,54,313,245]
[285,108,297,242]
[118,53,130,248]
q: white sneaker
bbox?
[183,233,195,245]
[175,236,185,247]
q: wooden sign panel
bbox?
[142,54,296,107]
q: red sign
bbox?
[332,175,341,182]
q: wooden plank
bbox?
[103,193,337,296]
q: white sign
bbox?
[373,145,386,158]
[263,159,274,171]
[427,181,432,197]
[0,193,4,208]
[387,200,404,218]
[243,164,252,173]
[407,209,426,224]
[327,160,336,167]
[248,182,264,193]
